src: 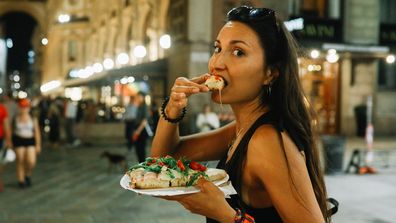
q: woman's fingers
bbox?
[174,75,210,93]
[191,73,211,85]
[166,74,210,115]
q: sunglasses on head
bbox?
[228,6,276,22]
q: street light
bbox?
[40,80,61,93]
[159,34,171,49]
[93,62,103,73]
[117,52,129,65]
[41,38,48,45]
[310,49,320,59]
[133,45,147,58]
[386,54,395,64]
[6,38,13,48]
[103,58,114,70]
[326,49,339,63]
[58,14,70,23]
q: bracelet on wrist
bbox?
[234,208,255,223]
[234,208,242,223]
[160,97,186,124]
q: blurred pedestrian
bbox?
[3,92,17,120]
[196,104,220,132]
[12,98,41,188]
[0,100,12,192]
[47,102,61,149]
[124,95,137,151]
[149,101,160,134]
[132,92,150,163]
[64,98,79,146]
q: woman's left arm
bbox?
[33,118,41,154]
[247,126,325,223]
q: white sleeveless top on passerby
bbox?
[14,118,35,138]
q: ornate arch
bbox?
[0,2,47,32]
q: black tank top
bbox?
[207,111,287,223]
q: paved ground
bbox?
[0,137,395,223]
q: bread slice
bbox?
[205,75,225,91]
[129,168,227,189]
[206,168,227,181]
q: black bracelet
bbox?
[160,97,186,124]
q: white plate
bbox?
[120,170,230,196]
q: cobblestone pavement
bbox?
[0,138,395,223]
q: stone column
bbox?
[343,0,380,45]
[328,0,341,19]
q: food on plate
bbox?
[127,156,227,189]
[204,75,226,91]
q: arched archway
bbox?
[0,2,46,31]
[1,12,38,93]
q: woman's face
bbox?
[208,21,271,105]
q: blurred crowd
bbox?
[0,93,235,192]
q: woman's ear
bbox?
[263,67,279,85]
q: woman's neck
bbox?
[231,102,269,133]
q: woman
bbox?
[12,98,41,188]
[152,6,331,223]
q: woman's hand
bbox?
[166,74,210,119]
[160,178,236,222]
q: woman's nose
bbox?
[209,53,226,72]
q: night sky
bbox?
[2,12,37,80]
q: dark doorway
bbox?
[1,12,37,93]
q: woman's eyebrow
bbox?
[214,39,250,47]
[229,40,250,47]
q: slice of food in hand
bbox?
[204,75,226,91]
[127,156,227,189]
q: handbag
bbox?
[0,147,16,164]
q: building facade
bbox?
[1,0,395,136]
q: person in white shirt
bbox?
[12,99,41,188]
[196,104,220,133]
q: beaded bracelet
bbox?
[160,97,187,124]
[234,208,255,223]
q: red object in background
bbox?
[18,98,31,108]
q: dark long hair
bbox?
[227,6,330,222]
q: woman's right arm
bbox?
[151,74,234,161]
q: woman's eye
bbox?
[232,49,244,57]
[213,46,221,53]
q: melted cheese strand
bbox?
[219,89,223,112]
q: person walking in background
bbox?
[47,102,61,149]
[0,100,12,192]
[3,92,17,121]
[12,98,41,188]
[149,101,160,134]
[64,98,79,146]
[124,95,137,152]
[133,92,150,163]
[196,104,220,132]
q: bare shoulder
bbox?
[246,125,284,170]
[246,124,305,175]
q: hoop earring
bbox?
[263,84,272,97]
